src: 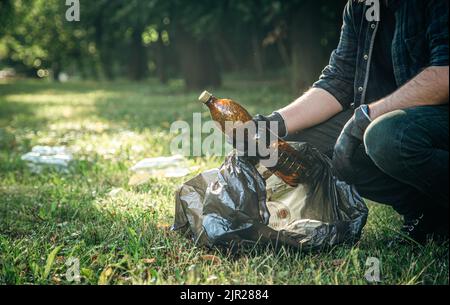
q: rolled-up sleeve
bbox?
[426,0,449,67]
[313,1,357,109]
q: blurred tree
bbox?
[0,0,59,78]
[165,0,223,90]
[230,0,287,77]
[0,0,14,37]
[0,0,347,90]
[109,0,156,81]
[270,0,347,93]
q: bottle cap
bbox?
[199,91,213,104]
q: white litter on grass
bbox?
[158,167,191,178]
[108,187,124,198]
[129,155,191,185]
[130,155,185,172]
[21,145,73,173]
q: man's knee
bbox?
[364,110,408,173]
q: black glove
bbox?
[232,112,287,158]
[254,112,287,139]
[333,105,372,182]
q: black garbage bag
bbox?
[173,142,368,251]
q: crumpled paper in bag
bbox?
[173,142,368,251]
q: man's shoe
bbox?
[397,213,448,246]
[400,214,428,245]
[424,206,449,242]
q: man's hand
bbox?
[254,112,287,139]
[332,105,371,182]
[231,112,286,159]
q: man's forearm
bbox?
[278,88,343,135]
[369,66,449,119]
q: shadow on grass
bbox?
[0,80,99,96]
[1,78,292,132]
[0,99,48,131]
[93,93,202,131]
[0,79,187,98]
[91,79,293,131]
[1,79,194,131]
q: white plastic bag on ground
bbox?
[21,146,73,173]
[129,155,192,185]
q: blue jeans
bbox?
[285,105,449,220]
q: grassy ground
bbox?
[0,79,448,285]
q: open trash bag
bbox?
[173,143,368,251]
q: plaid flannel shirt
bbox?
[313,0,449,109]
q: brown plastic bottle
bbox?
[199,91,305,187]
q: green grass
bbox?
[0,78,448,285]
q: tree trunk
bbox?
[277,40,291,68]
[290,1,322,94]
[128,28,147,81]
[215,34,239,72]
[100,47,115,81]
[51,61,61,82]
[174,28,221,90]
[76,56,89,80]
[94,14,114,81]
[155,30,168,84]
[251,29,264,78]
